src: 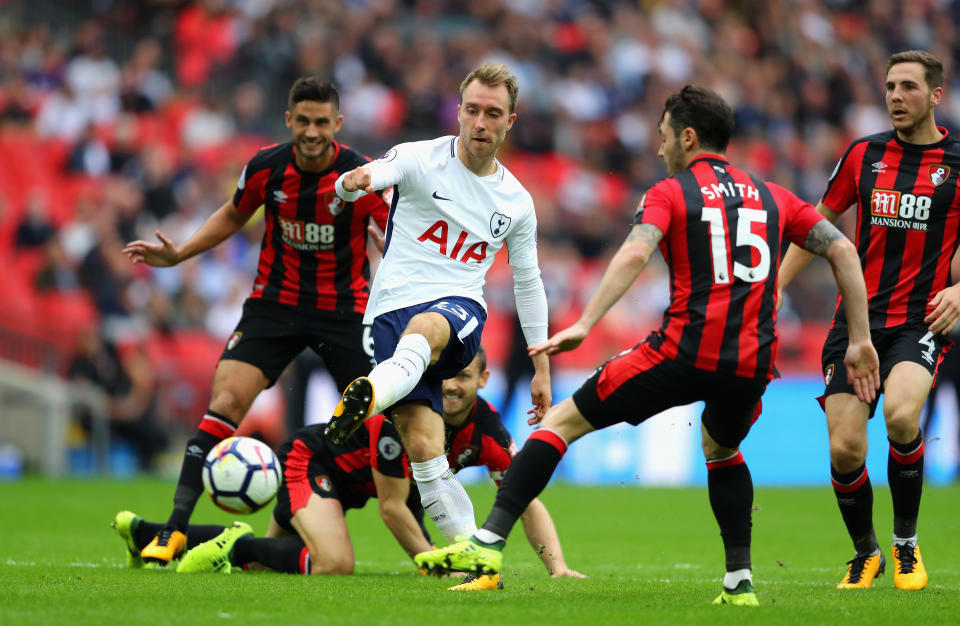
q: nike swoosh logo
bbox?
[432,191,452,201]
[423,500,440,509]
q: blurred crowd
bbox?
[2,0,959,465]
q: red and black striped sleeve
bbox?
[769,182,827,246]
[821,139,870,214]
[232,143,282,214]
[634,178,678,235]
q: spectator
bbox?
[15,192,56,249]
[68,329,168,472]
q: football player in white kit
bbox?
[327,63,551,544]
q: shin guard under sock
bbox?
[166,411,237,531]
[888,431,924,539]
[832,463,878,555]
[482,429,567,540]
[707,451,753,572]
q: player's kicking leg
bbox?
[323,376,376,445]
[325,327,435,445]
[141,360,268,565]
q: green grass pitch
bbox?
[2,478,958,625]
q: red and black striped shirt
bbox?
[444,397,516,484]
[637,154,824,380]
[232,141,388,314]
[289,414,408,499]
[822,128,960,329]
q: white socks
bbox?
[411,455,477,543]
[723,568,752,589]
[369,333,431,415]
[893,534,918,546]
[474,528,505,544]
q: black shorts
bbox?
[821,323,951,417]
[220,299,375,388]
[271,437,370,535]
[572,341,767,449]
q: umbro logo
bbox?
[273,190,289,204]
[432,190,452,201]
[871,161,888,173]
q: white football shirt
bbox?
[335,135,547,344]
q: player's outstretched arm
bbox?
[803,220,880,402]
[529,223,662,358]
[122,200,251,267]
[777,202,841,310]
[372,468,433,560]
[519,497,585,578]
[335,165,378,202]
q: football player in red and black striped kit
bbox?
[778,51,960,591]
[122,77,387,565]
[416,85,879,606]
[113,349,581,590]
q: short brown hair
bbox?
[459,63,519,114]
[887,50,944,89]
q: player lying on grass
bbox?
[113,348,582,590]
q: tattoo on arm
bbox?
[801,220,844,256]
[626,223,663,246]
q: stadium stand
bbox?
[1,0,957,473]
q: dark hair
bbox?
[887,50,944,89]
[288,77,340,111]
[661,85,735,153]
[473,345,487,372]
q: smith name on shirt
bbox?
[701,181,761,202]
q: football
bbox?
[202,436,281,514]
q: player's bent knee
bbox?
[403,313,449,350]
[701,440,737,460]
[541,399,593,444]
[209,389,254,421]
[310,556,354,576]
[403,439,444,464]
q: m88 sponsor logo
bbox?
[870,189,931,230]
[278,215,335,250]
